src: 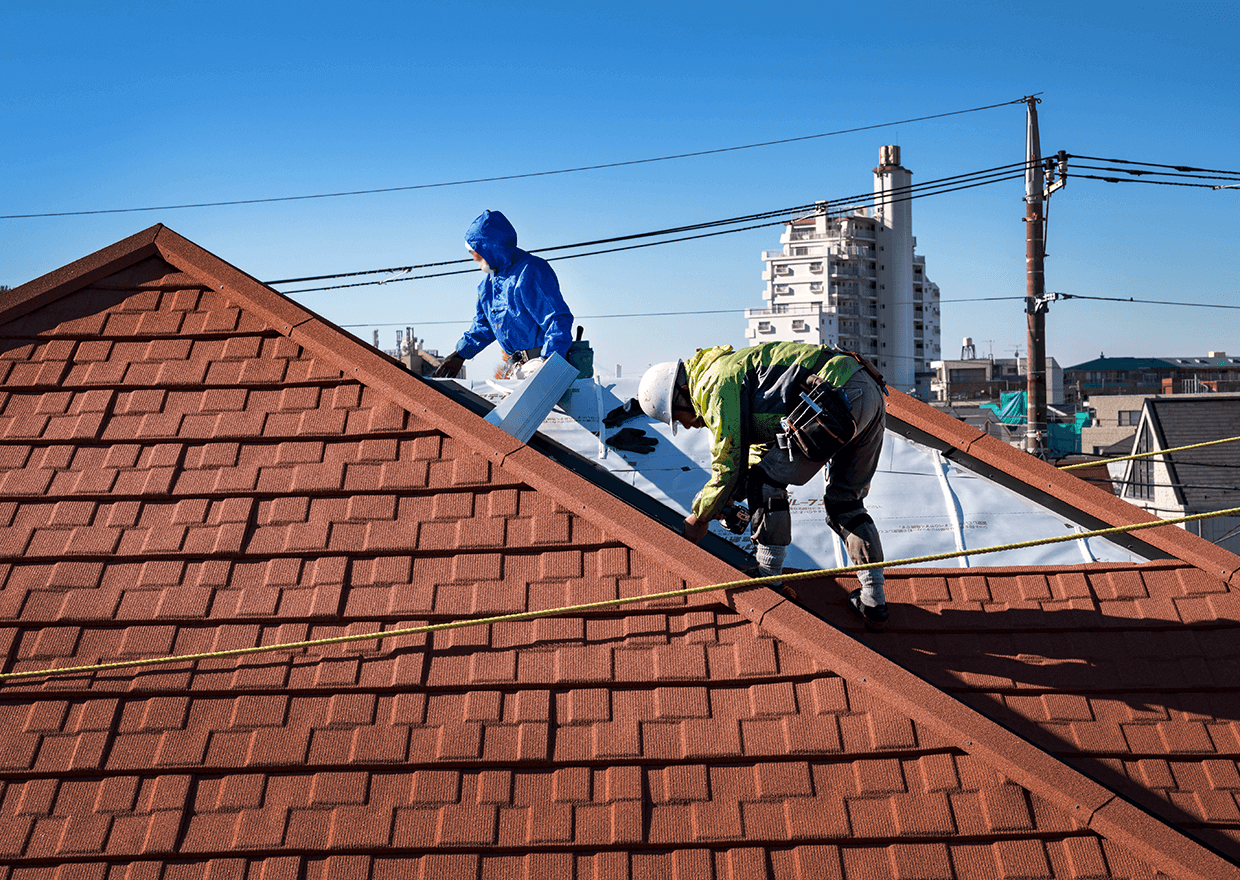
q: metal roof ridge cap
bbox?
[284,322,527,462]
[0,224,164,325]
[891,402,1240,578]
[152,225,316,332]
[137,227,525,464]
[496,443,745,595]
[1089,796,1240,880]
[756,600,1235,879]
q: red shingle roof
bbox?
[1,225,1238,879]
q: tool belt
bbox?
[781,373,857,462]
[503,347,542,365]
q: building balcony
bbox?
[746,303,822,318]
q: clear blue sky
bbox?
[3,1,1236,379]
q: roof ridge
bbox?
[887,393,1240,588]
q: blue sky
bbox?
[3,1,1237,379]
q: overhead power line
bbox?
[274,162,1033,294]
[1051,292,1240,311]
[1066,154,1240,177]
[265,201,823,285]
[1069,163,1240,184]
[1076,475,1240,492]
[1073,173,1233,190]
[1,97,1032,220]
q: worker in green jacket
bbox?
[637,341,889,629]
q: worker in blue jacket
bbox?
[434,210,573,379]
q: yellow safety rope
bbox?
[2,506,1238,683]
[1061,435,1240,471]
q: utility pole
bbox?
[1024,97,1048,457]
[1022,98,1067,457]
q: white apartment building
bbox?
[745,145,941,393]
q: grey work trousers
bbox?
[750,368,886,592]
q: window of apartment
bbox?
[792,319,808,332]
[1118,410,1139,426]
[757,321,773,333]
[809,262,823,273]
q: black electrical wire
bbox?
[344,295,1014,329]
[266,201,822,284]
[1072,173,1227,190]
[1078,476,1240,492]
[270,160,1031,285]
[1,97,1032,220]
[1069,456,1240,472]
[275,165,1031,293]
[1066,154,1240,177]
[1053,293,1240,310]
[1070,163,1240,183]
[278,217,812,293]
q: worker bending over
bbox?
[434,210,573,380]
[637,342,890,629]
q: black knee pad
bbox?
[745,466,783,515]
[824,498,872,538]
[746,467,792,546]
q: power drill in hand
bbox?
[719,504,751,535]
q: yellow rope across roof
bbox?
[2,506,1237,683]
[1061,435,1240,471]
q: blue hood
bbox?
[464,210,522,274]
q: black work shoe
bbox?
[848,589,889,631]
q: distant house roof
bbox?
[1164,356,1240,368]
[1143,395,1240,510]
[1065,357,1176,372]
[1068,356,1240,373]
[1,226,1239,879]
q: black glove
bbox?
[603,398,642,428]
[605,427,658,454]
[433,351,465,378]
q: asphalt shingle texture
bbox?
[1,226,1237,879]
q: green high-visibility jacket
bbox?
[684,342,862,520]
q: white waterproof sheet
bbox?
[462,376,1146,570]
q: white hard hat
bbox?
[637,360,684,435]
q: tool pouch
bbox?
[783,377,856,462]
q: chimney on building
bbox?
[873,145,914,391]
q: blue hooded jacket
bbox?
[454,210,574,361]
